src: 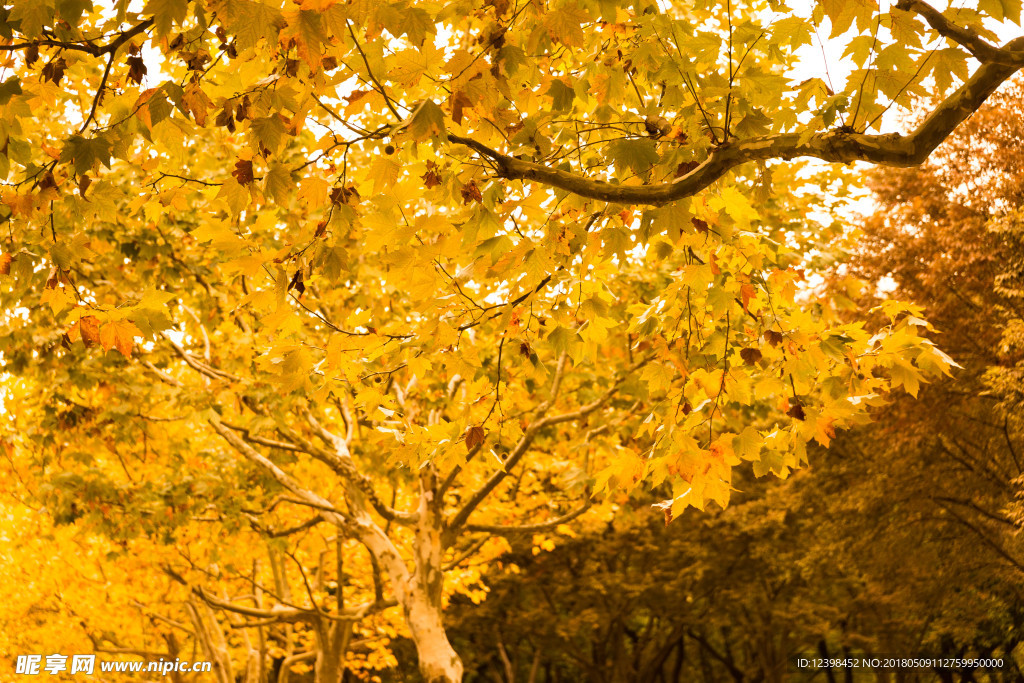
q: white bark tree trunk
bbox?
[354,466,463,682]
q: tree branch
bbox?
[0,19,154,57]
[465,497,593,535]
[448,46,1024,205]
[193,586,316,624]
[446,355,649,535]
[302,409,419,525]
[208,420,351,529]
[895,0,1024,65]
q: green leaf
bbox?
[143,0,188,36]
[217,176,250,216]
[0,77,22,106]
[60,135,112,174]
[409,100,446,141]
[376,2,434,46]
[889,359,922,397]
[264,162,293,203]
[229,0,285,49]
[8,0,53,38]
[55,0,91,24]
[980,0,1021,22]
[546,325,580,355]
[290,9,325,55]
[732,427,762,461]
[545,79,575,112]
[608,139,659,175]
[819,334,852,361]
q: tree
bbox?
[444,83,1024,683]
[0,0,1017,679]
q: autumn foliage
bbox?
[1,0,1023,679]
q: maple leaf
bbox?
[126,55,147,85]
[231,159,255,185]
[75,315,101,348]
[740,283,757,311]
[465,425,485,451]
[251,114,287,153]
[813,415,837,447]
[450,92,472,125]
[739,347,762,365]
[409,99,447,140]
[461,181,482,204]
[60,135,112,174]
[99,320,142,358]
[265,162,293,202]
[422,161,441,188]
[676,160,700,178]
[24,43,39,66]
[215,105,236,131]
[608,139,659,175]
[143,0,188,36]
[41,57,67,85]
[183,82,213,126]
[544,1,589,45]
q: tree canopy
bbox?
[1,0,1022,679]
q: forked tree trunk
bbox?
[357,466,464,682]
[403,469,463,683]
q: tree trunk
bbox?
[405,467,463,682]
[357,465,464,682]
[314,618,352,683]
[403,585,463,682]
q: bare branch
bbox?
[446,355,650,535]
[208,420,351,529]
[194,587,316,625]
[165,335,239,382]
[259,515,326,538]
[221,421,308,453]
[141,360,183,386]
[442,535,490,571]
[302,409,419,525]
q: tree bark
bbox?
[402,466,464,682]
[355,465,464,682]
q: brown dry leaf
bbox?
[465,425,485,451]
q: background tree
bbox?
[439,79,1024,683]
[2,0,1022,680]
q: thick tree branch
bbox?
[258,515,326,538]
[221,421,307,453]
[165,336,240,381]
[302,409,419,525]
[449,45,1024,205]
[141,359,183,386]
[193,586,316,624]
[0,19,154,56]
[895,0,1024,65]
